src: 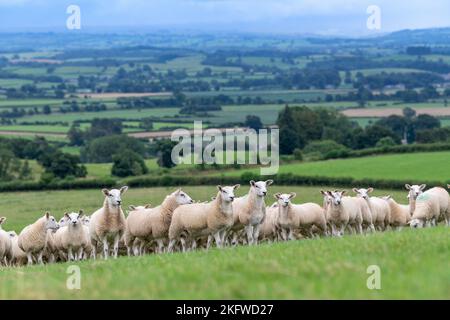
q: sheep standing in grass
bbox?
[353,188,391,231]
[324,191,363,236]
[89,187,128,260]
[275,193,327,239]
[168,185,240,252]
[405,184,426,216]
[18,212,59,265]
[381,196,410,230]
[124,189,193,255]
[55,211,90,261]
[229,180,273,245]
[0,217,12,266]
[258,202,282,242]
[7,231,27,266]
[407,187,450,228]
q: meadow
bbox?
[0,186,448,299]
[219,151,450,183]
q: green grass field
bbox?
[220,151,450,183]
[0,186,448,299]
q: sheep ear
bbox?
[405,184,411,190]
[145,204,151,209]
[289,192,296,199]
[341,190,347,196]
[250,180,256,187]
[419,184,426,191]
[175,188,181,195]
[64,212,69,218]
[120,186,129,194]
[265,180,274,186]
[217,185,223,191]
[320,190,327,196]
[211,196,216,201]
[233,184,240,190]
[78,210,84,218]
[447,184,450,189]
[352,188,358,193]
[102,188,110,196]
[0,217,6,225]
[367,187,374,193]
[326,191,333,196]
[129,205,136,210]
[274,193,281,199]
[45,212,50,219]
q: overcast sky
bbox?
[0,0,449,35]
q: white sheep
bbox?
[405,184,427,216]
[323,191,363,236]
[275,193,327,239]
[7,231,27,266]
[407,187,450,228]
[381,196,410,230]
[0,217,12,266]
[18,212,59,265]
[229,180,273,245]
[124,189,193,255]
[353,188,391,231]
[168,185,239,252]
[258,202,282,242]
[89,186,128,260]
[55,211,90,261]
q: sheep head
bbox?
[103,186,128,207]
[217,184,240,202]
[405,184,426,200]
[327,190,346,206]
[250,180,273,197]
[353,188,373,200]
[174,189,194,205]
[274,193,295,207]
[44,212,59,230]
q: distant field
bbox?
[0,186,447,299]
[220,151,450,183]
[342,107,450,118]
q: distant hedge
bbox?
[125,173,449,191]
[0,178,116,193]
[322,143,450,160]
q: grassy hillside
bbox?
[221,152,450,183]
[0,227,448,299]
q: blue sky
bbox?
[0,0,449,35]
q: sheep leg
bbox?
[102,237,109,260]
[206,236,212,249]
[37,251,44,264]
[231,232,239,246]
[113,234,120,259]
[245,225,254,245]
[252,225,260,245]
[213,232,222,248]
[77,247,84,261]
[180,238,187,252]
[191,240,197,251]
[156,239,164,254]
[357,223,363,235]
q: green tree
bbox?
[39,151,87,179]
[111,151,149,177]
[155,140,177,169]
[244,115,263,131]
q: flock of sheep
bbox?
[0,181,449,267]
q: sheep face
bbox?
[174,189,194,205]
[250,180,273,197]
[353,188,373,200]
[274,193,296,207]
[217,185,240,202]
[64,211,83,227]
[408,218,425,229]
[45,212,59,231]
[320,190,333,208]
[405,184,426,200]
[59,216,69,227]
[328,191,346,206]
[103,186,128,207]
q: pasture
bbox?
[0,186,448,299]
[220,152,450,184]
